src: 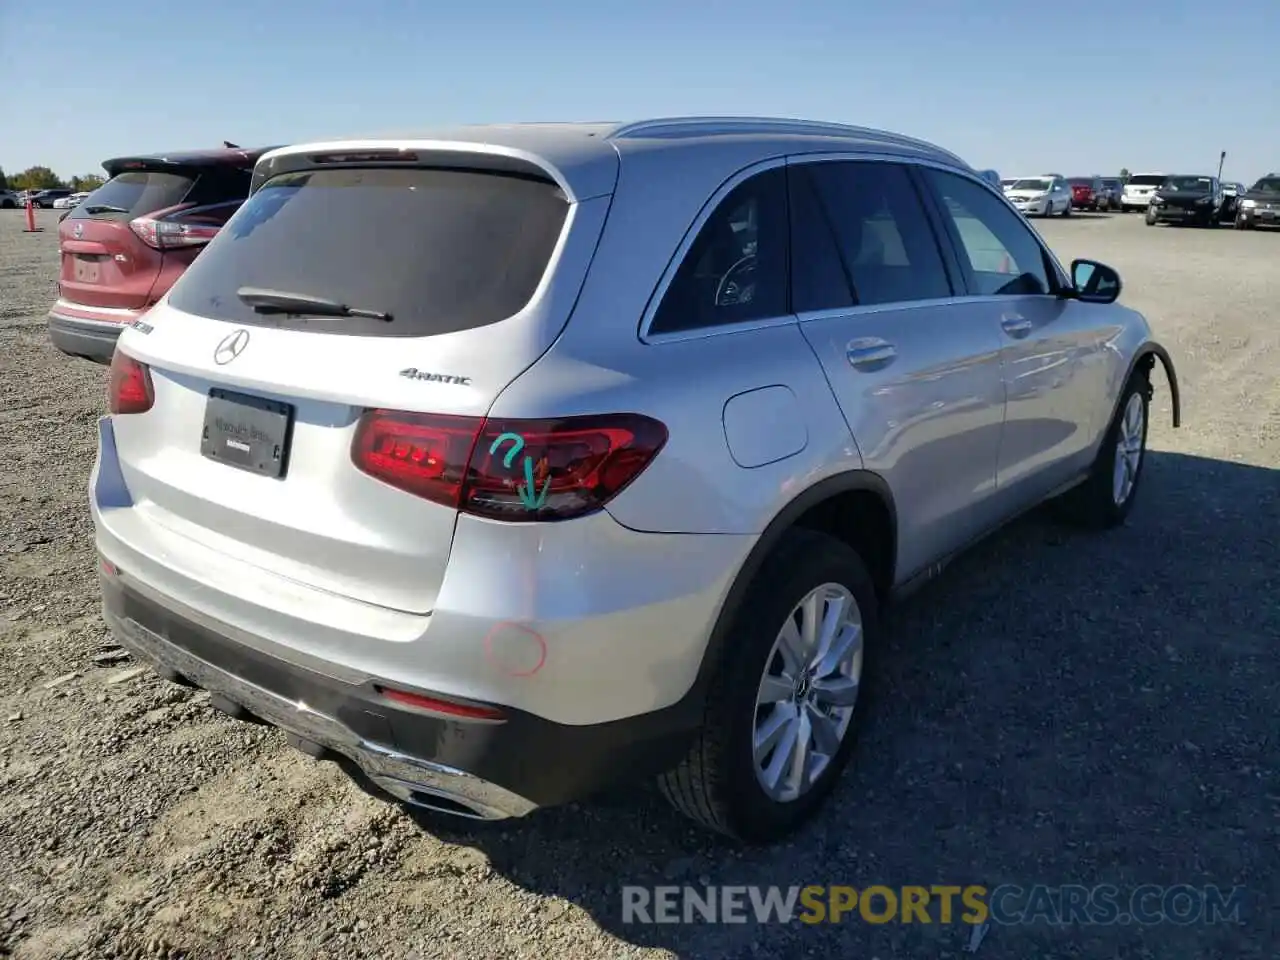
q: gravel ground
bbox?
[1,207,1276,959]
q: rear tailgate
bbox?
[108,157,614,615]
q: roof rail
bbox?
[608,116,971,168]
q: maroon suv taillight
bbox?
[351,410,668,522]
[129,214,221,250]
[107,348,154,414]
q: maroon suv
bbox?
[48,145,279,363]
[1067,176,1104,211]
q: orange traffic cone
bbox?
[22,198,42,233]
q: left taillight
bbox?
[107,348,154,414]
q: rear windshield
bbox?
[1068,178,1094,186]
[168,166,571,337]
[1126,175,1165,186]
[69,170,196,221]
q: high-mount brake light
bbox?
[351,411,668,522]
[107,348,154,414]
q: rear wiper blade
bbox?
[83,204,130,214]
[235,286,393,321]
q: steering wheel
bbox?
[715,255,757,308]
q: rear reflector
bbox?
[351,411,668,522]
[107,348,154,415]
[374,686,506,721]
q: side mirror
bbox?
[1069,258,1122,304]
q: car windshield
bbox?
[1010,179,1051,191]
[1250,178,1280,194]
[1161,176,1213,192]
[1126,174,1165,187]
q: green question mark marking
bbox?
[489,432,525,469]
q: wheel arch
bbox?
[1120,340,1181,429]
[687,470,897,698]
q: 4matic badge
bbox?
[399,368,472,386]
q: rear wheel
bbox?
[1145,208,1158,226]
[657,528,878,843]
[1062,201,1072,217]
[1056,371,1150,529]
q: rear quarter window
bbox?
[167,166,571,337]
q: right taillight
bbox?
[351,410,668,522]
[129,215,221,250]
[107,348,154,414]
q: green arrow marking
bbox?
[517,456,550,510]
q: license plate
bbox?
[73,257,100,283]
[1262,210,1276,219]
[200,389,294,478]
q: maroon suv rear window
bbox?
[68,171,197,221]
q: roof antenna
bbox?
[223,141,241,149]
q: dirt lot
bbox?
[1,207,1276,960]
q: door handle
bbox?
[1001,315,1033,338]
[846,339,897,370]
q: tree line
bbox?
[1,165,106,194]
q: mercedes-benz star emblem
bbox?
[73,223,83,239]
[213,329,250,365]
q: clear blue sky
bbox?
[3,0,1277,184]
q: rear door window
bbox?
[168,166,571,337]
[69,170,196,222]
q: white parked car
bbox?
[1002,175,1072,217]
[1120,173,1165,213]
[52,192,91,209]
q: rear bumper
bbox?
[48,300,143,363]
[100,570,697,817]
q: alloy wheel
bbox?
[1112,392,1145,505]
[752,583,863,803]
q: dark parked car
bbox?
[1068,176,1105,211]
[48,144,281,364]
[1234,175,1280,230]
[1145,174,1222,228]
[31,188,74,208]
[1098,178,1123,210]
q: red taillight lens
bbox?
[107,348,154,414]
[351,411,668,522]
[350,411,480,506]
[129,215,221,250]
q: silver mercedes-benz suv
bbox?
[92,117,1180,843]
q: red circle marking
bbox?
[482,621,548,677]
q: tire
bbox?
[1056,370,1151,530]
[1062,202,1072,217]
[1236,216,1252,230]
[657,528,879,843]
[1145,209,1158,226]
